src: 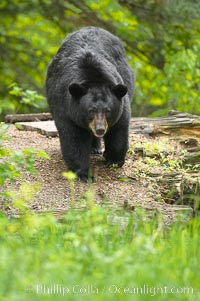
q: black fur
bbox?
[46,26,134,182]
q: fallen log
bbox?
[5,110,200,138]
[130,110,200,137]
[5,113,52,123]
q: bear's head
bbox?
[68,83,128,138]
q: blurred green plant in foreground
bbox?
[0,123,49,202]
[0,189,199,301]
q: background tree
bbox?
[1,0,200,119]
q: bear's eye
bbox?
[105,108,111,115]
[88,108,96,114]
[88,108,96,119]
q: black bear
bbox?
[46,26,134,182]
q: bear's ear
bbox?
[112,84,128,99]
[69,83,87,98]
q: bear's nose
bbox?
[95,128,105,136]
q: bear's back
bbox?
[59,27,125,62]
[47,27,134,104]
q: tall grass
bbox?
[0,200,199,301]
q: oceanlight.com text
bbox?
[25,283,194,296]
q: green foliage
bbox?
[0,0,64,118]
[63,171,77,182]
[0,123,49,196]
[63,171,77,207]
[8,83,46,113]
[1,0,200,118]
[0,200,199,300]
[129,139,188,178]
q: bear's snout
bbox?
[89,112,108,138]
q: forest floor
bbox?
[1,116,199,225]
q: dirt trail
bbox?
[0,125,195,224]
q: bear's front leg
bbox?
[104,125,129,167]
[58,123,93,182]
[91,137,102,154]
